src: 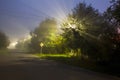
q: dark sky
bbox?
[0,0,110,43]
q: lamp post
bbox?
[40,42,44,53]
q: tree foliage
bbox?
[108,0,120,23]
[0,31,9,49]
[102,0,120,62]
[29,18,62,53]
[61,2,111,61]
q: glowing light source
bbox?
[68,23,76,28]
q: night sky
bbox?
[0,0,110,43]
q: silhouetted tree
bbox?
[108,0,120,23]
[61,2,109,61]
[102,0,120,63]
[0,31,9,49]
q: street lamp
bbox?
[40,42,44,53]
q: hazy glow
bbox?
[23,35,32,41]
[8,41,18,49]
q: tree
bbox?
[102,0,120,62]
[108,0,120,23]
[29,18,58,53]
[61,2,109,61]
[0,31,9,49]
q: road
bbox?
[0,53,120,80]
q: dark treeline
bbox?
[0,31,9,50]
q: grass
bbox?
[36,53,120,77]
[36,53,69,58]
[36,53,98,70]
[0,49,9,55]
[36,53,72,63]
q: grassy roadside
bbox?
[36,53,120,77]
[36,53,99,70]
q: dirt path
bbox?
[0,53,119,80]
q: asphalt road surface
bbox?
[0,53,120,80]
